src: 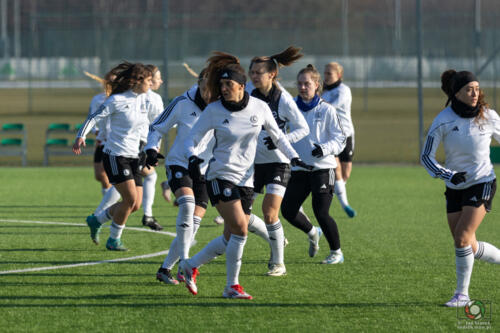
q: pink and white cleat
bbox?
[222,284,253,300]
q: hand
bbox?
[263,136,277,150]
[311,143,323,158]
[291,157,314,170]
[450,171,467,185]
[188,155,204,180]
[145,149,164,169]
[72,137,86,155]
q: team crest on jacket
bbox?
[314,111,322,120]
[250,115,258,124]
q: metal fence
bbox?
[1,0,500,164]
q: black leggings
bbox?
[281,170,340,251]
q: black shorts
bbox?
[207,178,254,215]
[337,136,354,162]
[102,153,143,186]
[93,145,105,163]
[253,163,291,193]
[288,169,335,195]
[445,179,496,213]
[166,165,209,209]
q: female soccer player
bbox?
[140,64,165,230]
[421,69,500,307]
[180,52,311,299]
[73,62,153,251]
[87,70,115,196]
[281,64,346,265]
[246,46,309,276]
[90,64,164,231]
[145,69,214,285]
[322,62,356,218]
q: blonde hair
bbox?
[325,62,344,79]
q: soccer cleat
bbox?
[156,267,179,285]
[222,284,253,299]
[179,260,198,295]
[213,215,224,225]
[343,205,357,218]
[321,251,344,264]
[105,237,128,251]
[444,293,470,307]
[142,215,163,231]
[86,214,102,245]
[308,226,322,258]
[161,181,173,203]
[176,265,185,283]
[266,263,287,276]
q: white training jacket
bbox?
[252,85,309,164]
[321,82,354,138]
[421,106,500,189]
[291,98,346,171]
[184,96,299,187]
[88,93,108,140]
[77,90,151,158]
[146,89,214,173]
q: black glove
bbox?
[145,149,164,169]
[291,157,314,170]
[450,171,467,185]
[188,155,204,180]
[263,136,277,150]
[312,143,323,158]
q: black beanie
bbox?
[451,71,478,95]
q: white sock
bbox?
[95,186,120,215]
[160,215,204,270]
[192,215,202,242]
[248,214,270,243]
[334,179,349,208]
[189,235,228,268]
[176,195,195,260]
[162,237,179,270]
[109,221,125,239]
[101,188,107,196]
[226,234,247,287]
[455,246,474,296]
[475,241,500,264]
[266,220,285,265]
[307,226,318,238]
[142,171,157,217]
[96,208,112,224]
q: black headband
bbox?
[451,71,478,95]
[218,68,246,85]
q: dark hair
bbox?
[205,52,246,102]
[249,46,303,82]
[198,67,208,85]
[297,64,322,95]
[109,62,152,96]
[441,69,488,120]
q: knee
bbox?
[454,233,472,248]
[122,197,137,211]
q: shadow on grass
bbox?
[0,298,440,309]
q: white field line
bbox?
[0,218,175,275]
